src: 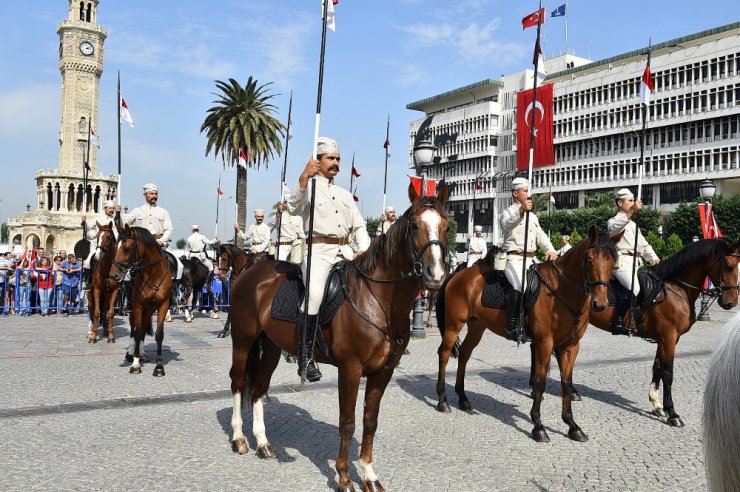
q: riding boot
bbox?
[611,293,632,336]
[81,268,92,291]
[505,290,530,342]
[297,314,322,382]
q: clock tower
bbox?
[57,0,107,175]
[7,1,119,253]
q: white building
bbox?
[408,22,740,254]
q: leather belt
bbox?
[507,251,535,258]
[621,251,641,257]
[312,236,350,246]
[274,241,294,246]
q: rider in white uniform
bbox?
[186,225,217,262]
[80,199,119,290]
[500,177,557,341]
[376,206,397,236]
[271,202,305,263]
[287,136,371,382]
[467,225,487,267]
[235,209,271,254]
[607,188,660,335]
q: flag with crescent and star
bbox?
[516,83,555,170]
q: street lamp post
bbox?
[410,139,436,339]
[697,178,716,322]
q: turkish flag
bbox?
[522,8,545,29]
[409,176,437,197]
[516,83,555,170]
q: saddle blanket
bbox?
[480,268,540,311]
[271,263,345,326]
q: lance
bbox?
[82,117,92,239]
[116,72,122,207]
[517,1,544,345]
[215,174,222,240]
[276,91,293,261]
[382,114,390,212]
[300,0,332,382]
[629,40,652,332]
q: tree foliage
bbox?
[175,238,186,249]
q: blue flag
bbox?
[551,4,566,17]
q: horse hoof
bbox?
[153,365,165,377]
[568,428,589,442]
[458,400,473,412]
[532,428,550,443]
[129,366,142,374]
[125,353,134,363]
[184,318,192,323]
[231,438,249,455]
[256,444,277,459]
[362,480,385,492]
[571,391,582,402]
[436,401,452,413]
[337,486,356,492]
[217,331,227,339]
[667,416,685,428]
[652,408,666,417]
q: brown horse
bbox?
[86,222,120,343]
[436,226,617,442]
[576,238,740,427]
[228,183,449,491]
[109,225,173,376]
[215,244,270,338]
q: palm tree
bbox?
[201,77,284,239]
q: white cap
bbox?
[316,136,339,155]
[384,206,395,213]
[191,225,199,230]
[615,188,634,200]
[102,200,115,208]
[142,183,158,192]
[562,234,570,240]
[474,225,483,232]
[254,208,265,216]
[511,177,529,190]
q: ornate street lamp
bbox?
[697,178,715,321]
[26,204,31,212]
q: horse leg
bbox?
[251,338,281,459]
[129,309,144,374]
[152,303,167,377]
[555,343,588,442]
[552,347,581,401]
[357,369,395,492]
[230,343,251,455]
[657,341,684,427]
[649,354,665,417]
[107,289,117,343]
[454,318,486,411]
[336,364,362,492]
[218,312,231,338]
[436,319,465,414]
[531,337,553,443]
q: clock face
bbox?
[79,41,94,56]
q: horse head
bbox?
[94,220,118,262]
[582,225,619,312]
[715,240,740,310]
[405,180,449,289]
[217,243,233,280]
[109,224,140,282]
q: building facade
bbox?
[408,22,740,254]
[8,0,118,253]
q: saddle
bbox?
[480,266,541,311]
[607,267,664,310]
[271,261,346,326]
[163,250,178,278]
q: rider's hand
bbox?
[299,158,321,187]
[634,199,644,212]
[545,251,558,262]
[520,199,533,215]
[653,258,660,265]
[157,239,165,247]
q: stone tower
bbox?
[8,1,119,253]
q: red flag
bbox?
[217,187,223,197]
[699,203,723,239]
[238,149,248,168]
[120,97,134,128]
[353,195,359,202]
[383,138,391,157]
[409,176,437,197]
[475,182,482,191]
[516,83,555,170]
[522,8,545,29]
[640,63,654,106]
[352,165,361,178]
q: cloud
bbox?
[0,83,58,137]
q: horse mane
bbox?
[355,196,445,274]
[654,239,727,280]
[703,316,740,491]
[126,226,160,250]
[565,228,618,261]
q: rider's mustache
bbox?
[328,165,339,172]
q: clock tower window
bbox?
[79,2,92,22]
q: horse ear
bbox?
[588,225,599,242]
[437,181,449,206]
[408,182,421,205]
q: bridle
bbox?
[672,252,740,297]
[111,230,166,284]
[356,203,447,286]
[550,244,611,297]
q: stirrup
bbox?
[611,322,631,336]
[299,360,322,382]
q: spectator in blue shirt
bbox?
[60,254,82,314]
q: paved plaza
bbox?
[0,302,732,491]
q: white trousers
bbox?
[300,246,342,315]
[504,256,535,292]
[614,254,642,296]
[467,254,483,267]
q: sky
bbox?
[0,0,737,243]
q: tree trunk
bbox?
[235,164,248,246]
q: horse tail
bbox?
[435,274,460,358]
[244,333,264,399]
[703,315,740,492]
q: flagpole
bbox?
[382,114,390,213]
[517,1,543,345]
[301,0,331,382]
[83,117,92,239]
[276,91,293,261]
[215,175,221,240]
[117,71,122,207]
[350,152,355,191]
[630,40,652,312]
[564,0,569,55]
